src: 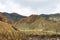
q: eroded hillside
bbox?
[0,12,60,40]
[14,15,60,35]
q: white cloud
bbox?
[26,0,48,2]
[0,3,6,12]
[54,3,60,13]
[7,1,38,16]
[0,0,39,16]
[0,0,60,16]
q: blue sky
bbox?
[0,0,60,16]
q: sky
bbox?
[0,0,60,16]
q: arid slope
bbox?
[14,15,60,35]
[0,21,21,40]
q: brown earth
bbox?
[0,21,21,40]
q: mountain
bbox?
[0,13,14,25]
[40,13,60,18]
[1,12,60,22]
[0,12,26,22]
[20,15,40,23]
[0,13,7,23]
[0,12,60,40]
[40,13,60,22]
[14,15,60,35]
[0,12,60,34]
